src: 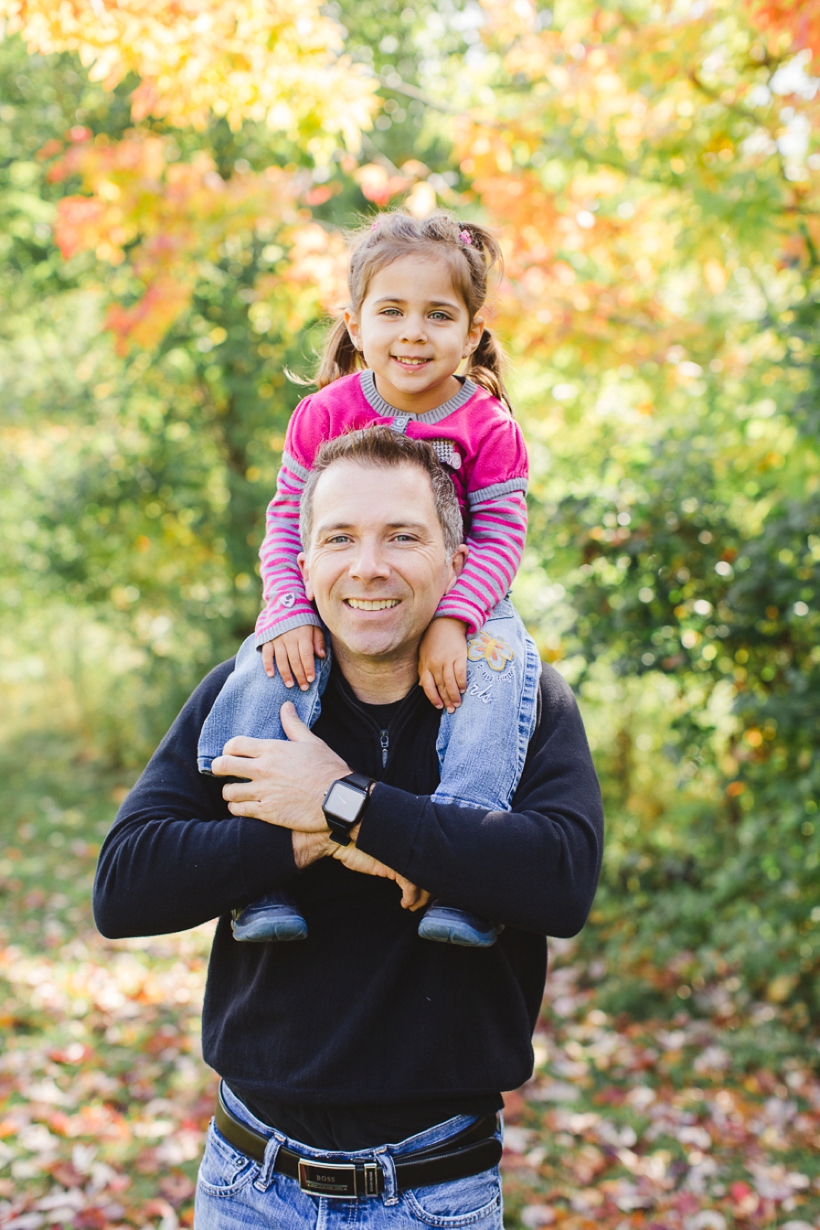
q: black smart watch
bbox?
[322,772,375,845]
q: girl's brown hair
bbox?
[316,210,512,412]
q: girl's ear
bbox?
[464,314,484,357]
[344,308,362,351]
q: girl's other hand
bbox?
[418,617,468,713]
[262,625,326,690]
[330,841,431,911]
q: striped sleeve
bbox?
[435,485,528,635]
[254,449,321,647]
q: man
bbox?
[94,428,604,1230]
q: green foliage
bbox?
[520,265,820,1020]
[2,1,820,1026]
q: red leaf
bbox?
[142,1198,175,1220]
[49,1160,86,1188]
[159,1174,196,1204]
[48,1043,92,1065]
[36,138,64,161]
[73,1209,108,1230]
[502,1088,527,1124]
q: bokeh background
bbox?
[1,0,819,1225]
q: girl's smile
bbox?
[345,255,484,415]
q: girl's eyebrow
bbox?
[372,295,462,310]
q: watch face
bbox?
[325,781,364,824]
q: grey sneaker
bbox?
[417,903,503,948]
[231,891,308,942]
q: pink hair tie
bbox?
[458,229,473,245]
[371,218,382,231]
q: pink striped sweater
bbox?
[254,369,529,646]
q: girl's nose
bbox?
[400,316,427,342]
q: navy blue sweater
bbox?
[94,660,603,1136]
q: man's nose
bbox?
[348,537,391,580]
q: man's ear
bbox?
[344,308,361,352]
[444,545,469,594]
[297,551,314,601]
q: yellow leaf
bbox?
[766,974,796,1003]
[1,0,378,150]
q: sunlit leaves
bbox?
[463,0,820,372]
[42,130,312,350]
[2,0,820,1019]
[457,0,820,1008]
[0,0,378,150]
[746,0,820,65]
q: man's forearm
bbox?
[93,663,304,940]
[354,674,605,937]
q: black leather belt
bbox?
[215,1084,502,1199]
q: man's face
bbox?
[298,461,465,664]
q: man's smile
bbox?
[345,598,401,610]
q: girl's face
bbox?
[345,254,484,414]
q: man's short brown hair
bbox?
[299,427,464,559]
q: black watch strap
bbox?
[324,773,376,846]
[344,772,376,792]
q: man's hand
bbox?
[261,626,327,689]
[418,617,468,713]
[212,703,349,831]
[330,841,431,911]
[214,706,430,907]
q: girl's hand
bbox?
[330,842,431,911]
[262,625,326,690]
[418,617,468,713]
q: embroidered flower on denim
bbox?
[466,632,514,672]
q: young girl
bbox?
[198,210,541,947]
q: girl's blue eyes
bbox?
[379,309,452,321]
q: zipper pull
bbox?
[380,730,389,767]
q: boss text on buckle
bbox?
[297,1158,380,1198]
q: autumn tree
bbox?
[3,0,819,1009]
[0,0,479,750]
[451,0,820,1014]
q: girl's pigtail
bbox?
[316,317,363,389]
[467,328,514,415]
[458,222,503,275]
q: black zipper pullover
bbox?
[93,658,603,1134]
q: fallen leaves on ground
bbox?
[502,943,820,1230]
[1,761,819,1228]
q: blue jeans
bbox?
[198,599,541,814]
[194,1082,504,1230]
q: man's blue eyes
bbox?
[326,535,417,544]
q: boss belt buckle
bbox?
[297,1158,380,1198]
